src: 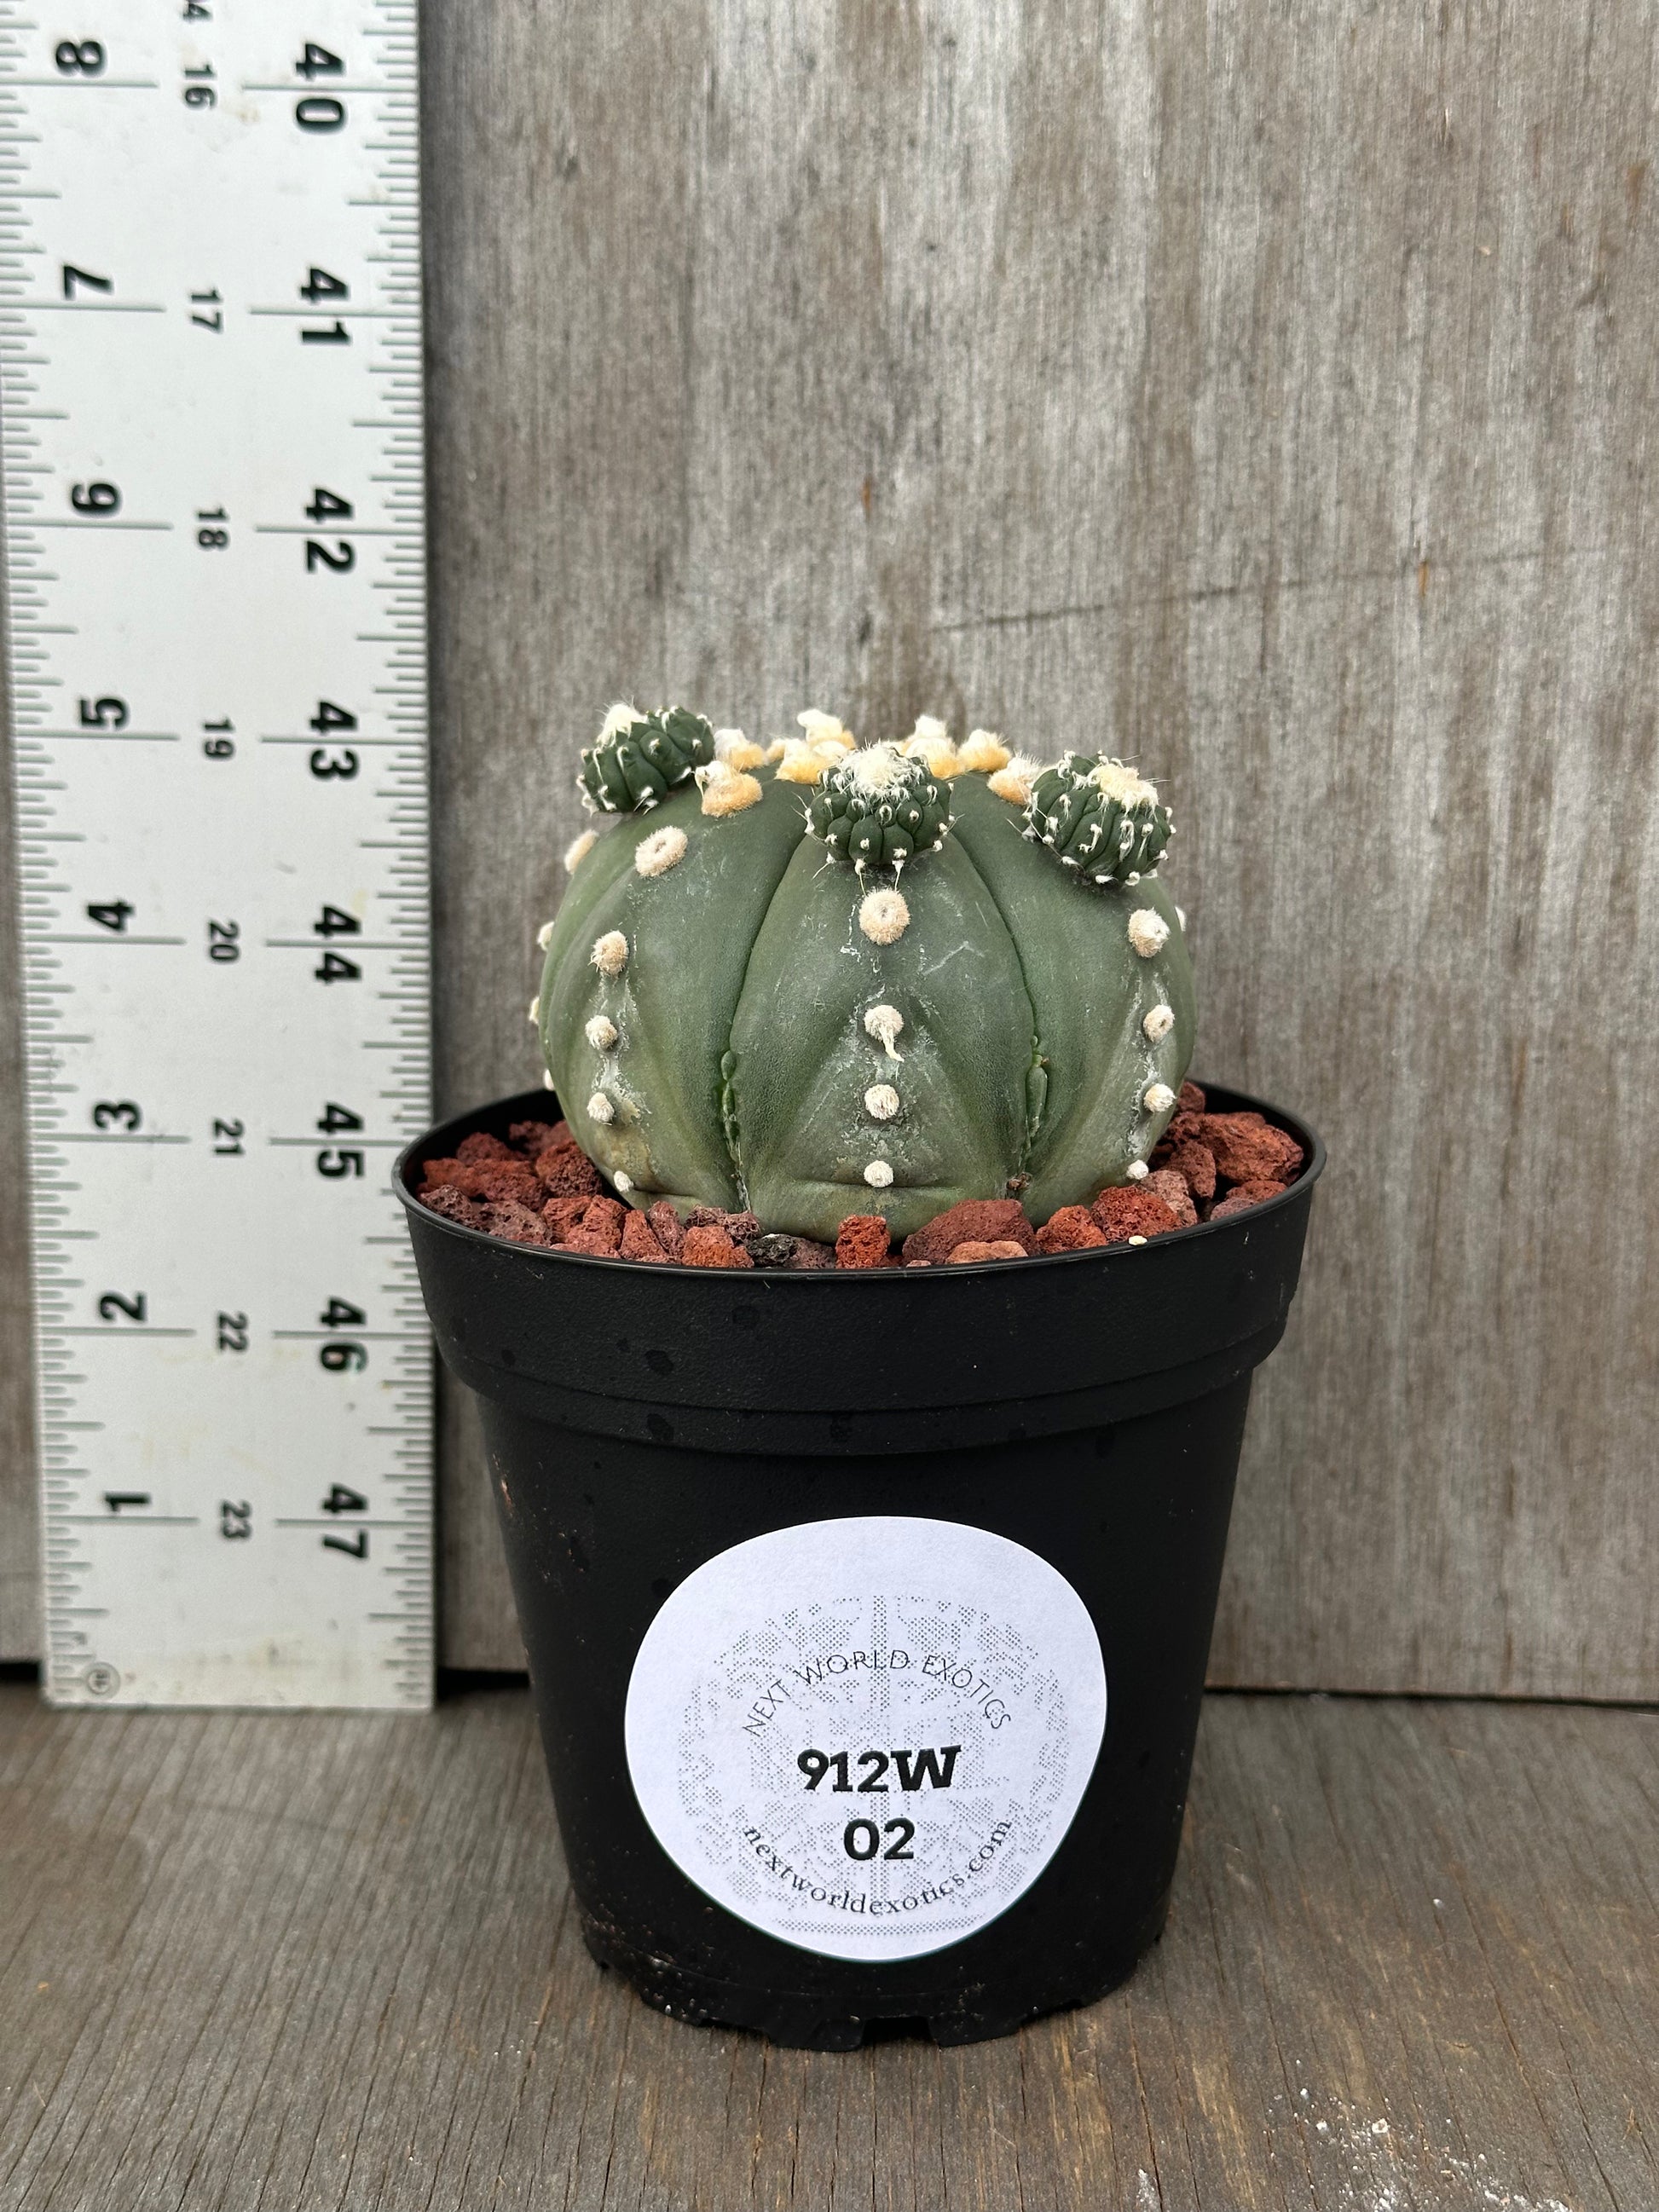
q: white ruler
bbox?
[1,0,433,1707]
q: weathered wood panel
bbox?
[418,0,1659,1690]
[3,1683,1656,2209]
[4,0,1658,1693]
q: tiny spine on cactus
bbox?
[864,1004,905,1059]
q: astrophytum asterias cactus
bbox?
[536,709,1195,1241]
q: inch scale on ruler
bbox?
[1,0,433,1707]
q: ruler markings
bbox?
[3,0,434,1710]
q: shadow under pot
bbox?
[397,1080,1323,2049]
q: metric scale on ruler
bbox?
[1,0,433,1707]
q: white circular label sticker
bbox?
[624,1515,1107,1961]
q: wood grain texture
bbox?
[4,0,1658,1694]
[416,0,1659,1689]
[2,1682,1656,2210]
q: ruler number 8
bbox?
[55,39,104,74]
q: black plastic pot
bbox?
[398,1083,1323,2048]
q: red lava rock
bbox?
[1092,1185,1182,1244]
[946,1239,1029,1264]
[507,1119,565,1156]
[620,1209,671,1262]
[786,1236,835,1271]
[835,1215,893,1269]
[901,1198,1038,1266]
[690,1205,764,1242]
[424,1157,547,1207]
[1147,1169,1198,1227]
[480,1198,555,1246]
[564,1194,626,1256]
[421,1185,488,1230]
[1198,1112,1304,1187]
[645,1200,685,1260]
[456,1130,517,1164]
[1035,1205,1108,1255]
[1167,1138,1217,1204]
[535,1140,606,1198]
[1177,1081,1206,1116]
[540,1194,592,1243]
[1210,1179,1288,1221]
[681,1224,754,1269]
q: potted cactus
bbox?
[399,704,1322,2048]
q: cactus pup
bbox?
[535,704,1195,1242]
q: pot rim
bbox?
[394,1076,1325,1281]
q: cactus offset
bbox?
[538,707,1195,1240]
[579,703,715,814]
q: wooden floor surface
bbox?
[1,1682,1654,2212]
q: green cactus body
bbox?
[538,777,804,1204]
[944,771,1194,1220]
[725,832,1033,1233]
[537,714,1196,1241]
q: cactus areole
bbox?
[538,709,1196,1243]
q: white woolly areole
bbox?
[797,708,854,750]
[957,729,1010,773]
[1127,908,1170,958]
[536,918,556,950]
[1142,1081,1176,1114]
[585,1014,618,1051]
[845,742,909,797]
[864,1083,900,1121]
[864,1159,894,1188]
[773,738,844,785]
[598,700,645,741]
[713,726,766,770]
[541,1068,557,1090]
[634,824,688,877]
[1143,1002,1176,1042]
[901,733,959,777]
[587,1091,615,1125]
[564,829,598,873]
[987,753,1040,806]
[910,714,949,744]
[697,763,763,815]
[858,887,910,944]
[527,995,540,1025]
[612,1170,633,1195]
[1125,1159,1150,1181]
[592,929,628,977]
[864,1003,905,1060]
[1090,757,1159,808]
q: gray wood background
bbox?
[5,0,1658,1695]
